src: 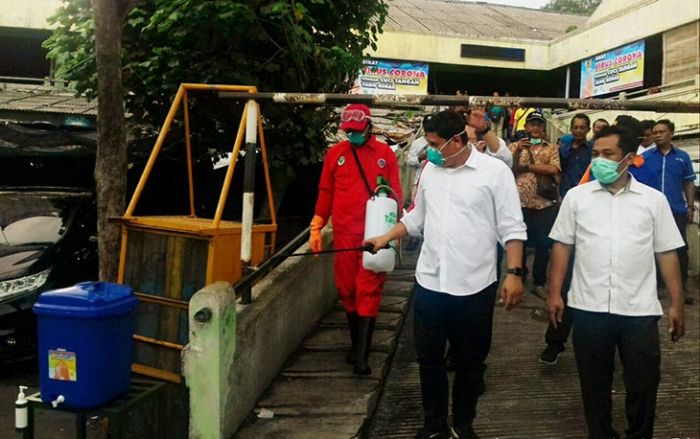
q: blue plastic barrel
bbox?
[33,282,137,409]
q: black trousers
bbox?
[414,281,497,432]
[544,251,575,347]
[572,310,661,439]
[522,205,559,286]
[674,213,689,286]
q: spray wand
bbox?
[286,242,389,257]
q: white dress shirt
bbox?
[402,149,527,296]
[407,136,429,184]
[407,136,428,168]
[483,137,513,168]
[549,176,684,316]
[636,143,656,154]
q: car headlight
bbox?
[0,269,51,300]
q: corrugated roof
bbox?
[384,0,589,41]
[0,82,96,116]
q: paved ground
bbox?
[235,250,419,439]
[2,246,697,438]
[366,278,700,439]
[0,360,83,438]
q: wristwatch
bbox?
[506,267,524,277]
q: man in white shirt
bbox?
[407,134,429,175]
[464,113,513,168]
[636,119,656,154]
[366,110,526,439]
[406,127,429,251]
[547,124,685,439]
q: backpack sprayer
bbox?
[288,177,400,273]
[361,178,399,273]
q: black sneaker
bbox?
[539,344,564,365]
[415,428,450,439]
[451,424,479,439]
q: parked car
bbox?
[0,121,99,361]
[0,188,97,360]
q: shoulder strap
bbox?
[349,146,374,198]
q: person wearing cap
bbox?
[508,111,561,301]
[309,104,402,375]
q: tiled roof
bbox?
[0,82,96,116]
[384,0,589,41]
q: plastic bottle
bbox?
[363,178,397,273]
[15,386,28,430]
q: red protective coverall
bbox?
[314,135,402,317]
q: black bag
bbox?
[536,174,559,201]
[526,148,559,202]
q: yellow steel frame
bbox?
[116,84,278,383]
[121,83,277,232]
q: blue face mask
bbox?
[591,154,631,185]
[426,130,466,167]
[347,131,366,146]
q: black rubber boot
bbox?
[353,316,375,375]
[345,312,359,364]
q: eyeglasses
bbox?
[341,109,370,123]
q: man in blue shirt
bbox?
[539,114,594,365]
[559,114,593,198]
[643,119,696,304]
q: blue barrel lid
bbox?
[34,282,138,318]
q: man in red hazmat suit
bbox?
[310,104,402,375]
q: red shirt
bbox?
[315,136,402,235]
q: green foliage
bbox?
[542,0,602,15]
[44,0,389,175]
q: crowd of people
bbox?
[310,102,696,439]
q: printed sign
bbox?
[352,59,429,95]
[580,40,645,98]
[49,349,77,381]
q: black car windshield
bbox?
[0,191,88,246]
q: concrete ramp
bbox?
[234,253,417,439]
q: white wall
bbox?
[0,0,62,29]
[372,30,550,70]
